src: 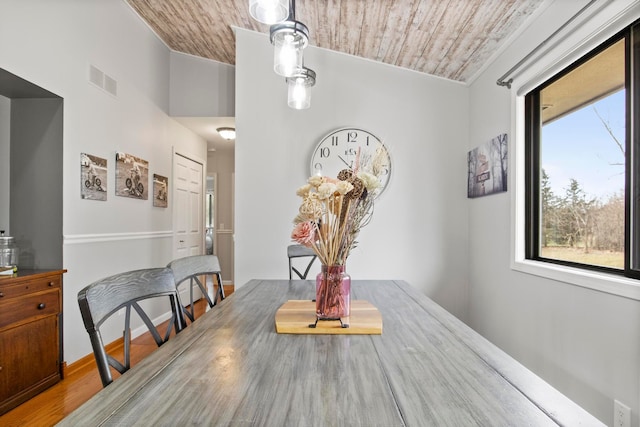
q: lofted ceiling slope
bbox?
[127,0,546,84]
[125,0,547,151]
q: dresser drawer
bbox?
[0,275,61,300]
[0,289,60,331]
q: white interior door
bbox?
[173,153,205,305]
[173,153,204,259]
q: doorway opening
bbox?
[205,174,216,255]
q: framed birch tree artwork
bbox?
[467,133,508,198]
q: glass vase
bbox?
[315,264,351,319]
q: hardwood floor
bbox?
[0,285,233,427]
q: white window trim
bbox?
[510,0,640,302]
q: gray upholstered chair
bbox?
[77,267,185,387]
[167,254,225,322]
[287,244,317,279]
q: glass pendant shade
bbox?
[287,68,316,110]
[249,0,289,24]
[270,21,309,77]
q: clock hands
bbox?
[311,128,390,197]
[338,155,353,169]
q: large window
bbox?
[525,22,640,279]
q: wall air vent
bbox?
[89,64,104,88]
[88,64,117,97]
[103,74,117,96]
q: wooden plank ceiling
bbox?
[127,0,545,83]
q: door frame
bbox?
[205,173,218,256]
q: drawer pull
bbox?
[37,303,46,310]
[48,282,54,287]
[0,292,3,297]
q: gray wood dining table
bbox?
[58,279,603,426]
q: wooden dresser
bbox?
[0,269,65,415]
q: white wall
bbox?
[170,51,235,117]
[468,1,640,425]
[0,95,9,232]
[234,29,470,320]
[207,149,235,283]
[0,0,207,363]
[11,98,63,269]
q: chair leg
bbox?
[182,306,195,322]
[215,272,225,302]
[193,275,215,308]
[189,278,196,319]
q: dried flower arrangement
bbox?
[291,148,386,266]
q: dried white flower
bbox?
[317,182,337,200]
[296,184,311,197]
[357,171,381,191]
[308,175,324,188]
[336,180,354,195]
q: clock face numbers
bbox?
[310,128,391,195]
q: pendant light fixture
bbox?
[249,0,289,25]
[249,0,316,109]
[269,0,308,77]
[286,67,316,110]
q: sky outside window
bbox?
[541,89,625,200]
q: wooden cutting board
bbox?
[275,300,382,334]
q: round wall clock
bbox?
[310,127,391,196]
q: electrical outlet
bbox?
[614,400,630,427]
